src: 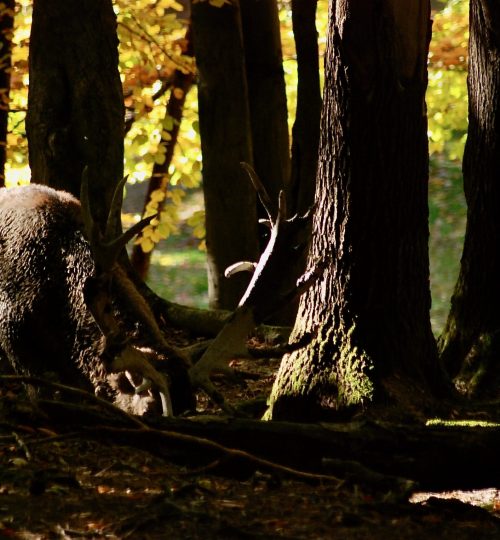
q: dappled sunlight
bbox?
[148,241,208,308]
[4,164,30,187]
[410,488,500,512]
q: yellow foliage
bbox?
[427,0,468,160]
[429,0,468,70]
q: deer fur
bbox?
[0,184,193,415]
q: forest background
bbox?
[1,0,467,332]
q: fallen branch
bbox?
[5,376,498,491]
[0,376,342,485]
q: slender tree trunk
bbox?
[274,0,322,325]
[240,0,295,323]
[267,1,445,422]
[26,0,124,233]
[0,0,14,187]
[438,0,500,399]
[240,0,290,206]
[130,28,195,280]
[289,0,321,216]
[190,0,258,310]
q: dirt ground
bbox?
[1,357,500,539]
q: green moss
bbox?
[427,418,500,428]
[318,323,374,408]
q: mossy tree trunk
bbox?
[26,0,124,234]
[267,0,445,422]
[438,0,500,399]
[191,0,258,311]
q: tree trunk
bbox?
[26,0,124,232]
[240,0,290,207]
[438,1,500,399]
[130,28,195,280]
[289,0,321,216]
[0,0,14,187]
[276,0,322,325]
[267,1,445,421]
[190,0,258,311]
[239,0,295,324]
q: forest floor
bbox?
[1,353,500,540]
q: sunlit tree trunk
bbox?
[26,0,124,232]
[191,0,258,310]
[0,0,14,187]
[438,0,500,399]
[267,0,445,422]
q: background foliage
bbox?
[3,0,468,330]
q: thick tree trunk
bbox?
[438,1,500,399]
[289,0,321,216]
[191,0,258,311]
[267,1,445,421]
[26,0,124,232]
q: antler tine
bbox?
[80,167,100,246]
[80,168,157,273]
[240,162,277,222]
[105,173,129,242]
[103,213,156,257]
[277,190,287,224]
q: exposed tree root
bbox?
[3,375,500,494]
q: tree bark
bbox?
[0,0,14,187]
[240,0,290,207]
[190,0,258,311]
[267,1,445,421]
[438,1,500,400]
[26,0,124,232]
[289,0,321,216]
[239,0,295,324]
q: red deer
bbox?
[0,180,194,416]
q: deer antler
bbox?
[80,169,174,416]
[189,163,318,411]
[80,169,157,273]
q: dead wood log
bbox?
[141,417,500,491]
